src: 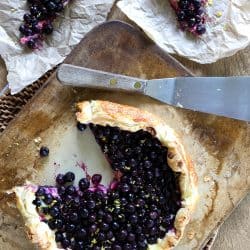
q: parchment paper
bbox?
[117,0,250,64]
[0,0,114,94]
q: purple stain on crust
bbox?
[24,183,38,193]
[44,187,59,198]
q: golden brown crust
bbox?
[77,100,198,250]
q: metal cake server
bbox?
[57,64,250,122]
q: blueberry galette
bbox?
[169,0,208,35]
[14,101,198,249]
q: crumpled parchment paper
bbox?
[0,0,114,94]
[117,0,250,64]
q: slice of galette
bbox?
[14,100,198,250]
[169,0,208,35]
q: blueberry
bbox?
[148,236,157,244]
[112,221,120,230]
[40,146,49,157]
[130,214,138,224]
[196,24,206,35]
[19,25,32,36]
[36,186,45,196]
[56,3,64,12]
[179,0,189,9]
[42,207,49,214]
[193,0,201,9]
[30,5,40,16]
[66,185,76,195]
[120,183,130,193]
[126,204,135,214]
[66,223,75,232]
[55,219,64,229]
[58,186,66,196]
[89,224,98,234]
[106,231,113,240]
[55,231,63,242]
[97,232,105,242]
[87,200,96,209]
[188,17,196,28]
[64,171,75,182]
[56,174,65,185]
[79,178,90,190]
[61,238,70,248]
[43,193,53,205]
[138,241,147,248]
[76,228,87,239]
[46,1,57,11]
[89,213,96,223]
[112,245,122,250]
[32,198,42,207]
[91,174,102,186]
[77,122,87,131]
[127,233,135,242]
[101,222,109,232]
[150,211,158,220]
[80,208,89,219]
[69,212,78,222]
[119,229,128,240]
[43,23,53,35]
[104,213,113,223]
[49,206,60,217]
[48,219,57,230]
[123,243,132,250]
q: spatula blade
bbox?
[146,77,250,121]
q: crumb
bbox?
[203,175,211,182]
[187,231,195,240]
[177,102,183,108]
[215,11,222,18]
[34,137,42,145]
[208,0,213,6]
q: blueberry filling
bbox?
[170,0,208,35]
[19,0,71,49]
[33,124,181,249]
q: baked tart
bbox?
[14,100,198,249]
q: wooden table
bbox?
[0,7,249,249]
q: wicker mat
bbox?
[0,68,56,133]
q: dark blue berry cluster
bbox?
[33,124,181,249]
[170,0,207,35]
[19,0,70,49]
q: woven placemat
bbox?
[0,68,56,132]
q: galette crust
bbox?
[76,100,198,250]
[14,100,198,250]
[13,183,62,250]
